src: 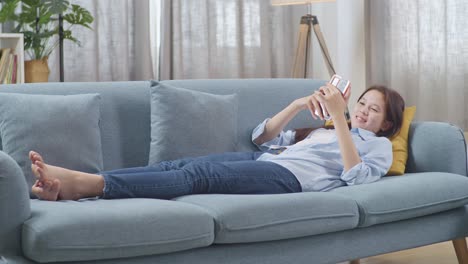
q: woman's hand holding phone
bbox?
[310,75,351,120]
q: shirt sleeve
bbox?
[251,118,296,152]
[340,137,393,186]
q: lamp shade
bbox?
[271,0,335,5]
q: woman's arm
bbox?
[253,96,314,145]
[340,138,392,185]
[333,113,361,171]
[315,84,361,172]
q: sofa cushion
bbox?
[159,79,326,153]
[0,93,103,197]
[149,82,238,164]
[331,172,468,227]
[175,192,359,244]
[387,106,416,176]
[22,199,214,262]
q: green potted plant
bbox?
[0,0,94,82]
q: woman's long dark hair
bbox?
[294,85,405,142]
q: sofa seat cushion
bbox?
[22,199,214,263]
[331,172,468,227]
[175,192,359,244]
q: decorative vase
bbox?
[24,57,50,83]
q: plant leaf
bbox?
[42,0,69,14]
[0,0,20,23]
[19,1,42,24]
[63,4,93,29]
[1,0,94,59]
[62,30,79,45]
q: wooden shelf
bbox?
[0,33,25,84]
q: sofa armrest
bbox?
[0,151,31,256]
[406,122,467,176]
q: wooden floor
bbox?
[338,241,461,264]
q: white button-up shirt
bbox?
[252,119,393,192]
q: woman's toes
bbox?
[31,186,43,197]
[29,151,44,164]
[44,179,60,201]
[30,151,38,162]
[35,152,44,163]
[35,160,45,169]
[32,180,40,187]
[32,179,60,201]
[33,165,45,180]
[32,180,46,198]
[31,164,41,179]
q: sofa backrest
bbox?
[0,81,152,170]
[0,79,325,170]
[160,79,325,153]
[2,79,466,176]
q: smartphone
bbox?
[315,74,351,120]
[330,74,350,96]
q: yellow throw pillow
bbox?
[386,106,416,175]
[324,119,334,127]
[323,106,416,176]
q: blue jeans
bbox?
[101,152,301,199]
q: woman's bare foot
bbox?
[29,151,105,201]
[31,179,61,201]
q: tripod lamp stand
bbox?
[271,0,336,78]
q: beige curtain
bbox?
[43,0,367,89]
[48,0,301,81]
[367,0,468,129]
[157,0,368,111]
[158,0,302,80]
[47,0,153,82]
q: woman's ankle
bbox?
[74,172,105,199]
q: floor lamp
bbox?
[272,0,351,122]
[271,0,336,78]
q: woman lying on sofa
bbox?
[30,84,405,201]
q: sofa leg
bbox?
[453,238,468,264]
[349,260,360,264]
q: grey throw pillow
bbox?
[149,83,238,164]
[0,93,104,197]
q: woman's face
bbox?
[351,89,390,134]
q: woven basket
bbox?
[25,57,50,83]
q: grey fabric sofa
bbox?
[1,79,468,264]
